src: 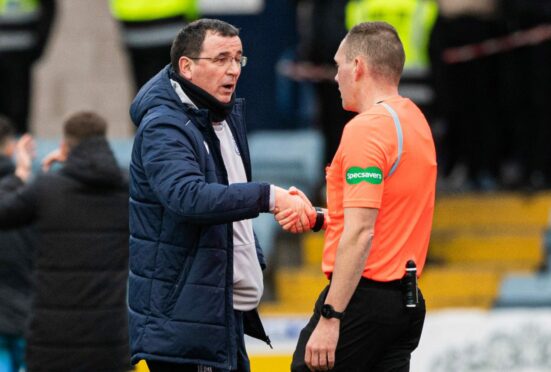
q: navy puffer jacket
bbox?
[128,65,271,369]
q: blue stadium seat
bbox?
[494,273,551,307]
[249,129,324,196]
[253,213,278,264]
[249,129,325,259]
[544,228,551,269]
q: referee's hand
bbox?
[305,317,340,371]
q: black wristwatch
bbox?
[321,304,344,320]
[312,207,325,232]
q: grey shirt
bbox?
[171,80,264,311]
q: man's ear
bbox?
[179,56,193,80]
[353,57,364,81]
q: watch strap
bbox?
[312,207,325,232]
[322,304,344,319]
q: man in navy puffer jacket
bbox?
[128,19,315,372]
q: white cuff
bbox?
[269,184,276,212]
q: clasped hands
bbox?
[273,186,316,233]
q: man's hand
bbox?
[273,186,314,233]
[273,186,316,233]
[288,186,317,233]
[14,134,35,182]
[41,148,66,172]
[305,318,340,371]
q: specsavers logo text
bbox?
[346,166,383,185]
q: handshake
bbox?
[272,186,321,234]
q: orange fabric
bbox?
[322,95,437,281]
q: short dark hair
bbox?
[170,18,240,73]
[0,115,15,150]
[63,111,107,149]
[345,22,405,85]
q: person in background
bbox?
[0,0,56,133]
[110,0,198,91]
[277,21,437,371]
[292,0,355,166]
[0,116,35,372]
[345,0,437,116]
[128,18,313,372]
[498,0,551,189]
[428,0,501,190]
[0,112,131,372]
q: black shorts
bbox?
[291,278,426,372]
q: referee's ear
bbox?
[354,56,367,82]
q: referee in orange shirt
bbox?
[276,21,437,371]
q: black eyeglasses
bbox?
[188,55,248,68]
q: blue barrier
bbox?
[248,129,325,259]
[34,138,133,173]
[544,228,551,270]
[495,273,551,307]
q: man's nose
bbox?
[227,59,241,75]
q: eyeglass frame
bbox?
[187,55,248,68]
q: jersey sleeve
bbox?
[340,115,396,209]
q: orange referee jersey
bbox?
[322,95,437,281]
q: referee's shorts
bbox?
[291,277,426,372]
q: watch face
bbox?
[321,304,332,318]
[321,304,343,319]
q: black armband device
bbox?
[321,304,344,320]
[312,207,325,232]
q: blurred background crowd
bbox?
[1,0,551,371]
[1,0,550,191]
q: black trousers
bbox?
[147,310,250,372]
[291,279,426,372]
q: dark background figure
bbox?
[429,0,503,190]
[0,112,131,372]
[293,0,355,165]
[110,0,198,92]
[345,0,438,126]
[0,117,35,372]
[110,1,300,132]
[430,0,551,190]
[499,0,551,189]
[0,0,56,134]
[208,0,299,132]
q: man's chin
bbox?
[342,102,356,113]
[217,94,232,104]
